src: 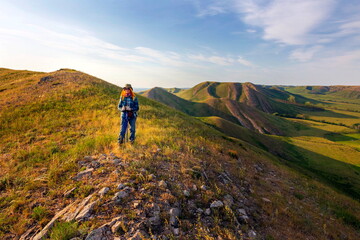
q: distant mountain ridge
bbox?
[141,82,322,135]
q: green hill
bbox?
[142,86,300,135]
[1,68,360,240]
[176,81,322,115]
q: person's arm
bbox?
[133,97,139,112]
[118,97,124,110]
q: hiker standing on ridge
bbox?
[118,84,139,144]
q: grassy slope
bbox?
[0,69,360,239]
[199,116,360,197]
[142,85,302,135]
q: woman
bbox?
[118,84,139,144]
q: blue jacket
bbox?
[118,96,139,113]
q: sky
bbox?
[0,0,359,88]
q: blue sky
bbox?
[0,0,359,88]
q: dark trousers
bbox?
[119,112,136,141]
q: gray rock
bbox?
[210,200,224,208]
[75,200,98,221]
[237,208,247,216]
[117,183,126,190]
[200,185,207,191]
[112,191,128,203]
[128,230,149,240]
[169,208,180,227]
[85,224,113,240]
[205,208,211,215]
[158,180,167,188]
[113,158,121,165]
[183,190,190,197]
[192,184,198,191]
[173,228,180,235]
[248,230,257,239]
[73,168,94,181]
[98,187,110,197]
[149,215,161,226]
[89,160,101,169]
[223,194,234,207]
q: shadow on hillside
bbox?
[307,110,359,119]
[275,142,360,201]
[207,122,360,201]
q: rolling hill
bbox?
[1,68,360,240]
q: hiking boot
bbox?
[118,137,124,144]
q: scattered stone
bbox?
[262,197,271,203]
[75,200,98,221]
[205,208,211,215]
[117,183,126,190]
[132,200,141,208]
[148,215,161,226]
[62,194,94,221]
[73,168,94,181]
[183,190,190,197]
[98,187,110,197]
[63,187,76,198]
[200,185,207,191]
[197,208,204,214]
[89,160,101,169]
[85,224,113,240]
[173,228,180,235]
[158,180,167,188]
[192,184,198,191]
[237,209,247,216]
[112,191,129,203]
[169,208,180,227]
[128,230,149,240]
[223,194,234,207]
[248,230,257,239]
[113,158,121,165]
[210,200,224,208]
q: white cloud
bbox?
[289,46,323,62]
[194,0,230,17]
[234,0,336,45]
[237,56,254,67]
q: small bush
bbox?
[31,206,49,221]
[49,221,79,240]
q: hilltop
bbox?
[1,68,360,240]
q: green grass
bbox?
[1,69,360,239]
[49,221,79,240]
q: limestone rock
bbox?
[128,230,149,240]
[85,224,113,240]
[75,200,98,221]
[183,190,190,197]
[158,180,167,188]
[73,168,94,181]
[210,200,224,208]
[205,208,211,215]
[223,194,234,207]
[98,187,110,197]
[112,191,129,204]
